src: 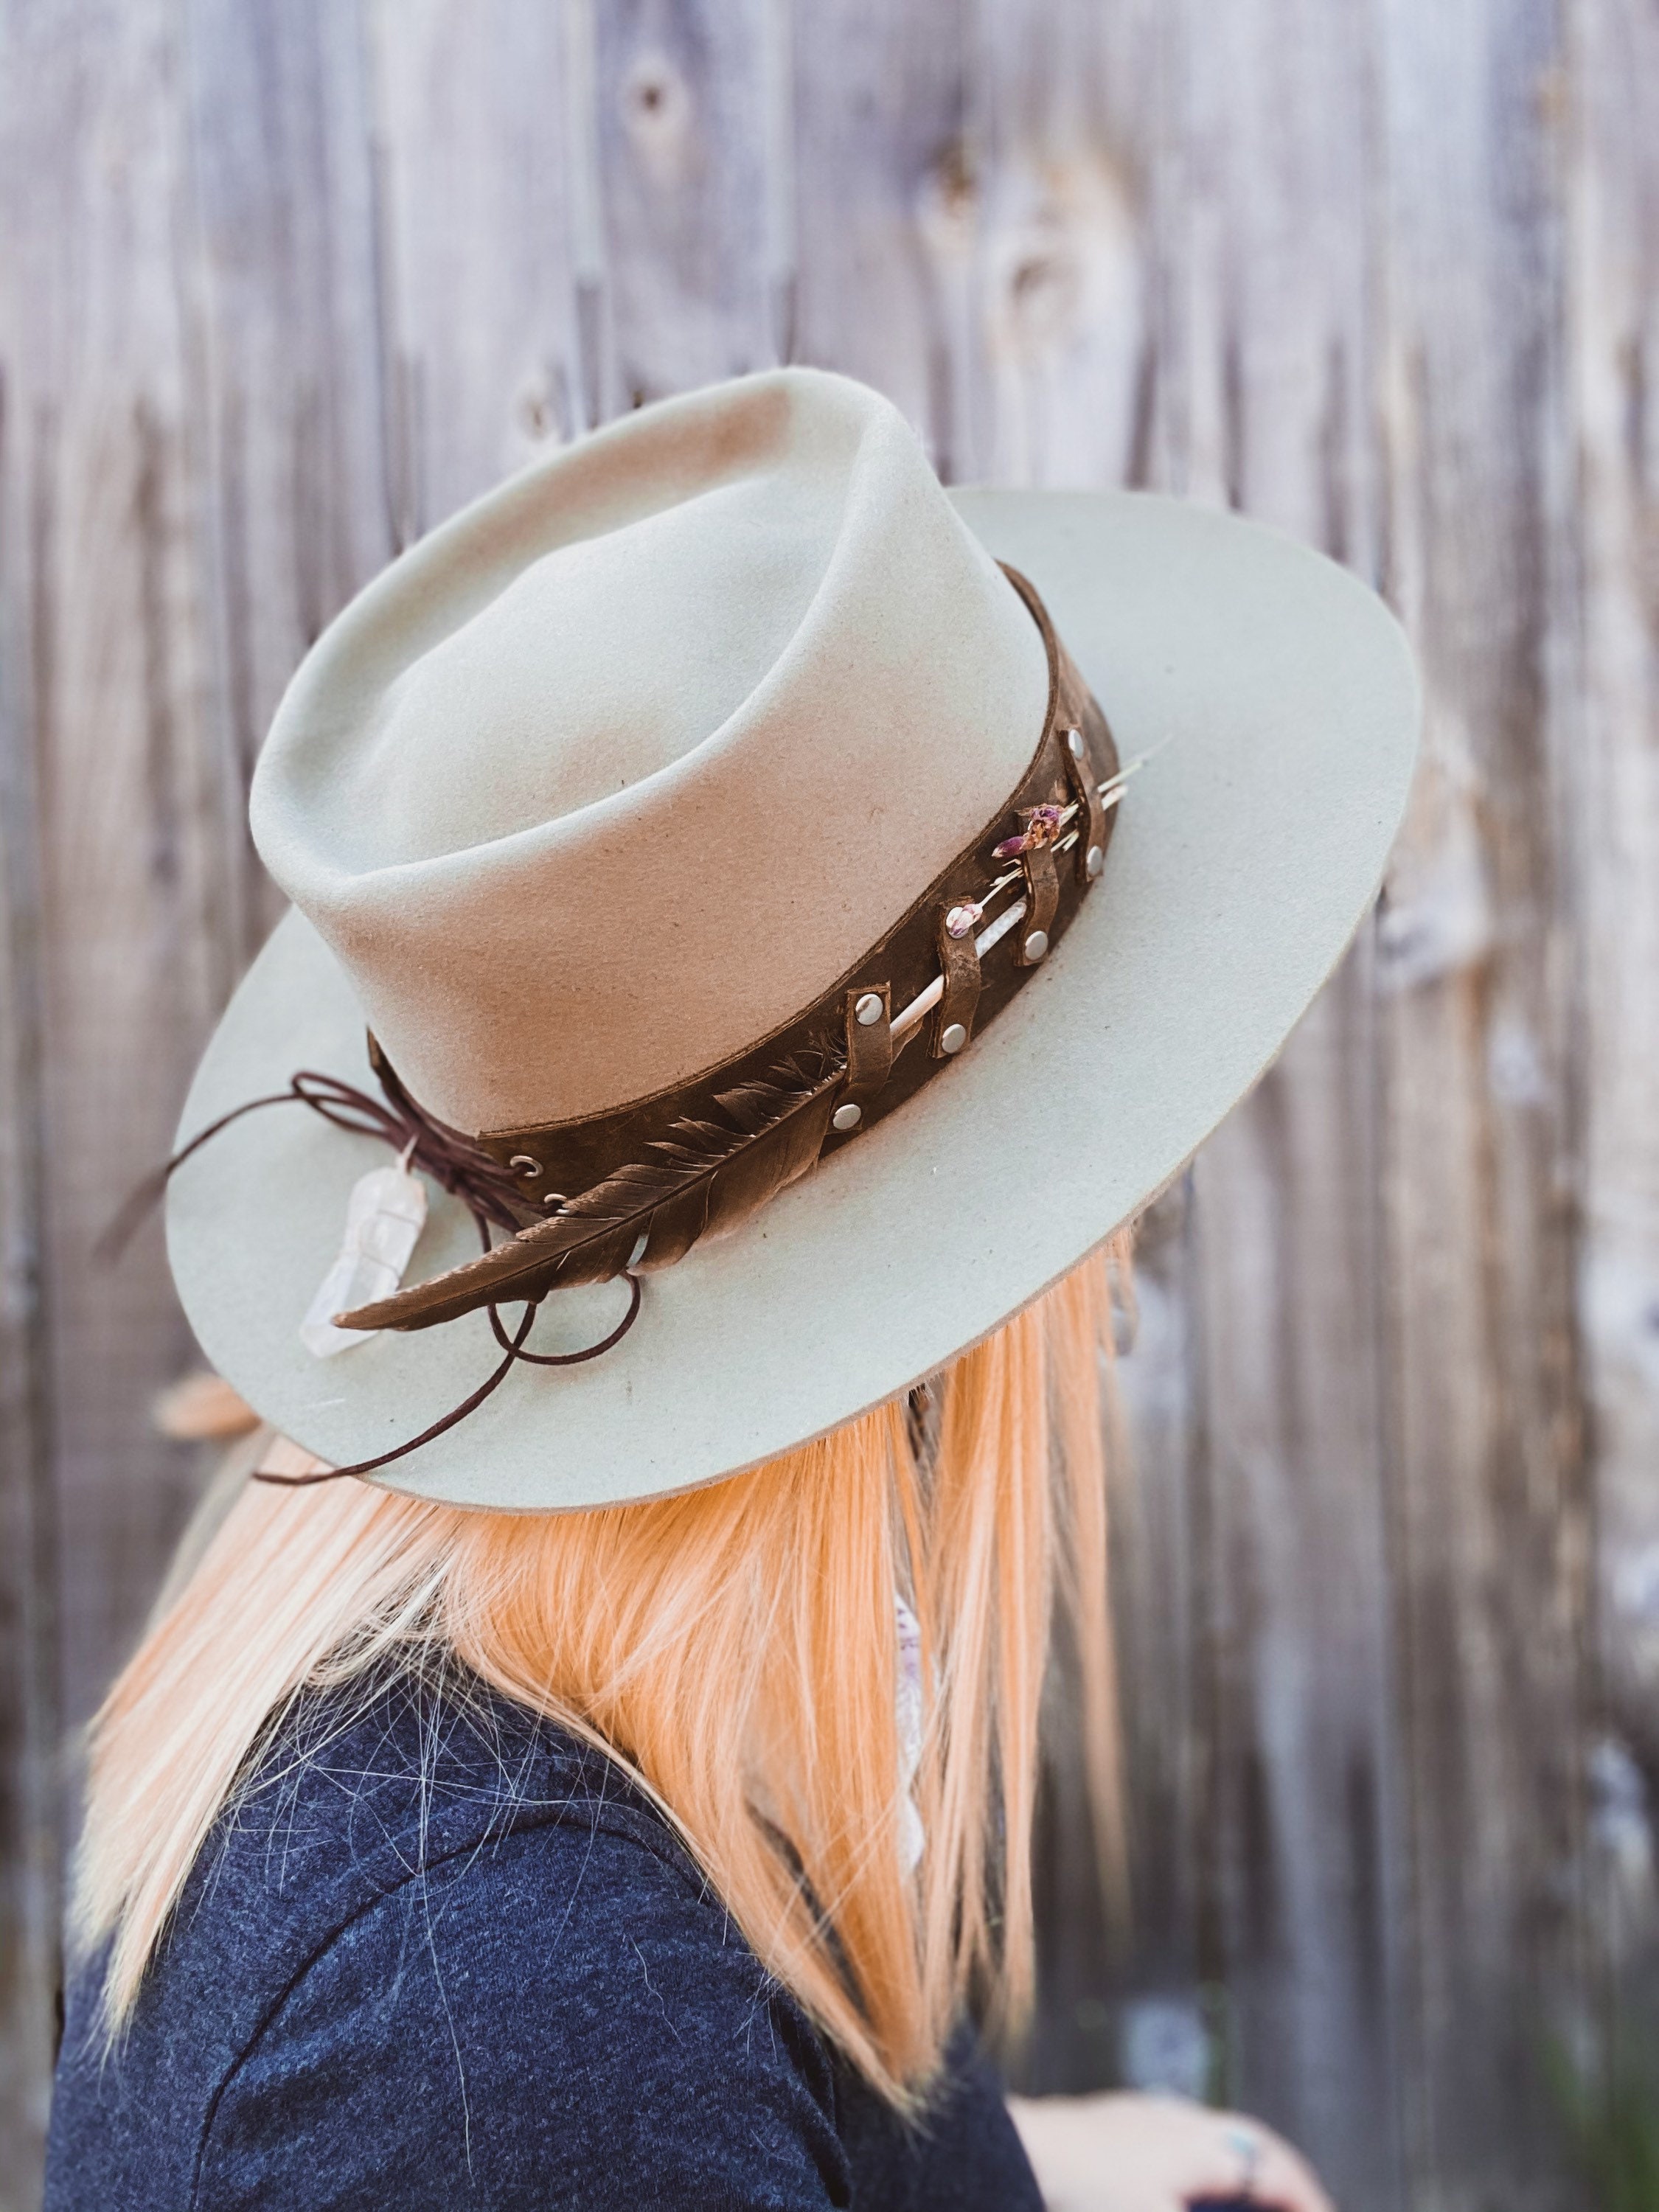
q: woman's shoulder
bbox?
[50,1672,848,2210]
[234,1666,692,1905]
[164,1666,725,2035]
[50,1672,1043,2211]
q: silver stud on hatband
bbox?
[1023,929,1049,962]
[509,1154,542,1177]
[854,991,885,1026]
[940,1022,968,1054]
[1067,728,1085,758]
[1085,844,1105,879]
[832,1102,863,1133]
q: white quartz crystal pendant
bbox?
[299,1159,428,1358]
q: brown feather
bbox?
[336,1056,843,1333]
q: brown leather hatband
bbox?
[341,566,1119,1333]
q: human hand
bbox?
[1005,2090,1335,2212]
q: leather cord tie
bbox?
[841,984,894,1123]
[931,906,983,1058]
[98,1060,529,1264]
[100,1066,643,1486]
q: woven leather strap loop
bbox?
[1063,724,1109,883]
[842,983,894,1108]
[932,908,983,1057]
[1015,840,1060,964]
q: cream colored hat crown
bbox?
[251,371,1046,1134]
[167,368,1419,1510]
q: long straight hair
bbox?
[72,1240,1130,2107]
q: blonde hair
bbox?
[72,1242,1129,2107]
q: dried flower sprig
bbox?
[891,751,1156,1045]
[992,803,1066,860]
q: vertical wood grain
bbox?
[0,305,63,2211]
[790,0,971,467]
[591,0,776,408]
[958,0,1152,492]
[0,0,229,1759]
[184,0,389,965]
[1165,7,1404,2204]
[0,10,220,2196]
[1568,0,1659,2031]
[369,0,585,530]
[1378,5,1594,2202]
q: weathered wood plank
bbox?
[1157,7,1404,2205]
[0,286,64,2210]
[184,0,390,964]
[0,0,226,1767]
[591,0,776,409]
[1377,1,1594,2202]
[1568,0,1659,2040]
[0,9,218,2197]
[956,0,1152,492]
[368,0,586,528]
[790,0,970,469]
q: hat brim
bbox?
[167,491,1418,1511]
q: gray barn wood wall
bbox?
[2,2,1657,2206]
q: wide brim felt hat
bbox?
[167,371,1418,1512]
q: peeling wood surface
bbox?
[3,4,1658,2206]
